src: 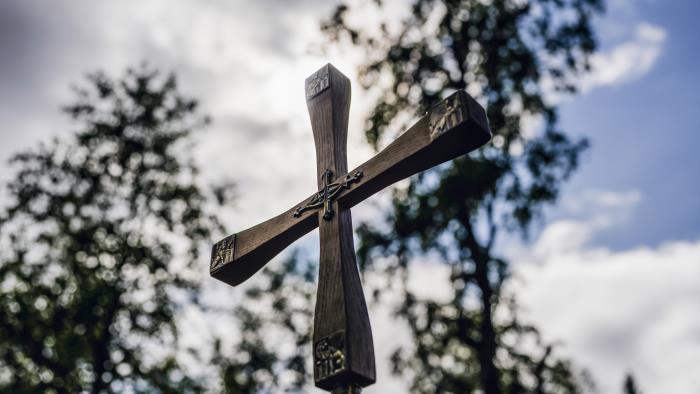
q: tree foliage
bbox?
[212,254,315,393]
[0,65,319,394]
[0,67,220,393]
[322,0,604,392]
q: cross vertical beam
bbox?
[306,64,375,390]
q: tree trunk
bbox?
[474,249,500,394]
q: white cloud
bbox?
[562,189,642,213]
[511,189,700,393]
[522,189,643,258]
[0,0,379,231]
[581,22,667,92]
[542,22,667,105]
[524,21,667,135]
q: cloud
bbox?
[541,22,667,105]
[522,21,667,137]
[561,189,642,213]
[581,22,667,92]
[511,189,700,393]
[0,0,372,231]
[519,189,642,258]
[321,188,700,394]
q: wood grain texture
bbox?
[307,64,375,390]
[210,89,491,287]
[209,64,492,393]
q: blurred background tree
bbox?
[623,373,641,394]
[321,0,605,392]
[0,67,218,392]
[212,253,315,394]
[0,66,317,394]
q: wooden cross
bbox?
[210,64,491,392]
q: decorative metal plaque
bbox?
[293,170,363,220]
[210,234,235,272]
[314,331,346,382]
[305,65,330,100]
[428,92,466,140]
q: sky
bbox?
[0,0,698,393]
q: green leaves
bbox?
[323,0,603,392]
[0,66,216,392]
[213,253,316,393]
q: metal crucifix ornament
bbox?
[210,64,491,392]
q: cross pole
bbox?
[210,64,491,392]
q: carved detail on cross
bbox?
[314,331,346,381]
[210,234,234,273]
[429,91,466,140]
[306,64,330,101]
[209,64,491,392]
[293,169,363,220]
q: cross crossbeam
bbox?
[210,64,491,392]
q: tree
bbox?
[212,253,315,393]
[322,0,604,392]
[623,373,641,394]
[0,67,221,393]
[0,65,317,394]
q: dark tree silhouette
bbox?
[0,66,316,394]
[322,0,604,392]
[623,373,642,394]
[212,253,315,393]
[0,67,223,393]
